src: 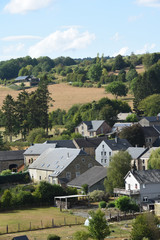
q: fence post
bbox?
[6,225,8,234]
[30,222,31,231]
[41,220,43,229]
[52,219,54,227]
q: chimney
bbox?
[115,136,118,143]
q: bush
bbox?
[47,234,61,240]
[107,201,115,208]
[99,201,106,208]
[115,196,139,212]
[89,190,109,202]
[73,230,90,240]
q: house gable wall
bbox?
[95,141,113,167]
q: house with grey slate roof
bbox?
[73,136,108,157]
[0,150,25,172]
[127,147,148,170]
[114,169,160,210]
[24,140,77,166]
[24,143,56,166]
[67,166,107,192]
[95,137,132,167]
[140,147,159,170]
[139,115,160,127]
[28,148,101,185]
[75,120,111,137]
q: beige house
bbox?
[75,120,111,138]
[28,148,101,185]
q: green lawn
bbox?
[0,207,133,240]
[0,207,84,235]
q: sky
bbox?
[0,0,160,60]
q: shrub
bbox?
[107,201,115,208]
[89,190,109,202]
[115,196,139,212]
[99,201,106,208]
[73,230,90,240]
[47,234,61,240]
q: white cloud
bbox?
[3,43,25,54]
[135,43,156,54]
[113,47,129,57]
[2,35,42,41]
[135,0,160,7]
[111,32,120,41]
[4,0,53,14]
[28,27,95,58]
[128,14,143,22]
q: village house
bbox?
[139,114,160,127]
[67,166,107,192]
[73,136,108,157]
[114,169,160,210]
[140,147,158,170]
[75,120,111,137]
[127,147,148,170]
[28,148,101,185]
[0,150,25,172]
[95,137,132,167]
[24,140,76,166]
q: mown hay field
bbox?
[0,83,133,112]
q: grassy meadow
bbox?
[0,206,133,240]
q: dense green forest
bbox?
[1,52,160,145]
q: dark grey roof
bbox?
[103,138,132,151]
[29,148,87,177]
[142,116,160,122]
[74,136,108,148]
[24,144,56,155]
[153,137,160,147]
[0,150,25,161]
[153,125,160,133]
[130,170,160,184]
[127,147,147,159]
[44,140,76,148]
[12,236,29,240]
[67,166,107,188]
[142,126,159,137]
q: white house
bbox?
[114,169,160,210]
[95,137,132,167]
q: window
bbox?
[81,125,84,130]
[39,176,41,180]
[81,158,85,162]
[101,151,103,155]
[143,196,148,202]
[143,184,146,188]
[104,159,106,163]
[76,164,80,170]
[109,152,111,156]
[88,163,92,168]
[102,145,104,148]
[66,172,71,180]
[104,152,106,156]
[128,184,130,190]
[143,166,145,170]
[101,159,103,163]
[142,159,145,164]
[135,184,137,189]
[76,172,80,177]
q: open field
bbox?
[0,83,134,112]
[0,207,133,240]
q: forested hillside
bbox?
[0,52,160,145]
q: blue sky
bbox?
[0,0,160,60]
